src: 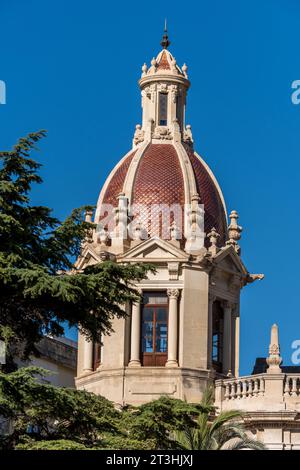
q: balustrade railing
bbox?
[218,375,265,401]
[216,373,300,410]
[284,375,300,397]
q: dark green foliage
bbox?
[173,388,265,450]
[0,367,119,449]
[122,396,208,449]
[0,368,264,450]
[16,439,94,450]
[0,132,153,359]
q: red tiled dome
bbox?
[102,150,136,206]
[98,143,227,245]
[184,145,227,246]
[132,144,185,239]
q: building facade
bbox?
[75,30,300,449]
[18,336,77,388]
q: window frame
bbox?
[158,92,168,126]
[212,300,224,373]
[141,291,168,366]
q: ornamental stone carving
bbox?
[152,126,172,140]
[266,324,282,373]
[167,262,180,281]
[226,210,242,254]
[157,83,168,92]
[133,124,145,145]
[169,84,178,103]
[207,227,220,256]
[167,288,180,299]
[183,124,193,146]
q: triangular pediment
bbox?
[213,246,248,275]
[75,244,102,270]
[119,237,189,262]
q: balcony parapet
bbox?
[215,373,300,413]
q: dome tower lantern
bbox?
[136,27,191,145]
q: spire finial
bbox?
[161,19,170,49]
[266,323,282,374]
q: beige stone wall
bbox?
[76,366,214,405]
[31,356,75,388]
[180,266,209,369]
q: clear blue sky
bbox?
[1,0,300,375]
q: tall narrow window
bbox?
[212,301,224,373]
[159,92,168,126]
[141,292,168,366]
[176,94,182,127]
[93,342,101,370]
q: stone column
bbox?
[129,299,141,367]
[166,289,180,367]
[95,334,104,370]
[83,336,93,373]
[100,340,104,366]
[207,294,216,370]
[222,301,233,376]
[234,314,240,377]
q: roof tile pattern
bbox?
[102,151,136,206]
[157,51,171,71]
[184,145,227,246]
[132,144,185,239]
[98,144,227,246]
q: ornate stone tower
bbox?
[75,28,262,405]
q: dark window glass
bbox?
[212,301,224,372]
[159,93,168,126]
[143,292,168,305]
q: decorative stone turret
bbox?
[84,209,94,244]
[266,323,282,374]
[226,210,242,254]
[111,193,130,252]
[207,227,220,256]
[169,220,181,242]
[185,193,205,254]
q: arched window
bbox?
[212,300,224,373]
[141,292,168,366]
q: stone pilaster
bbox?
[129,299,142,367]
[207,294,216,370]
[166,289,180,367]
[222,301,234,376]
[83,336,93,373]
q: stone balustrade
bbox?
[284,375,300,397]
[215,373,300,413]
[221,375,265,401]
